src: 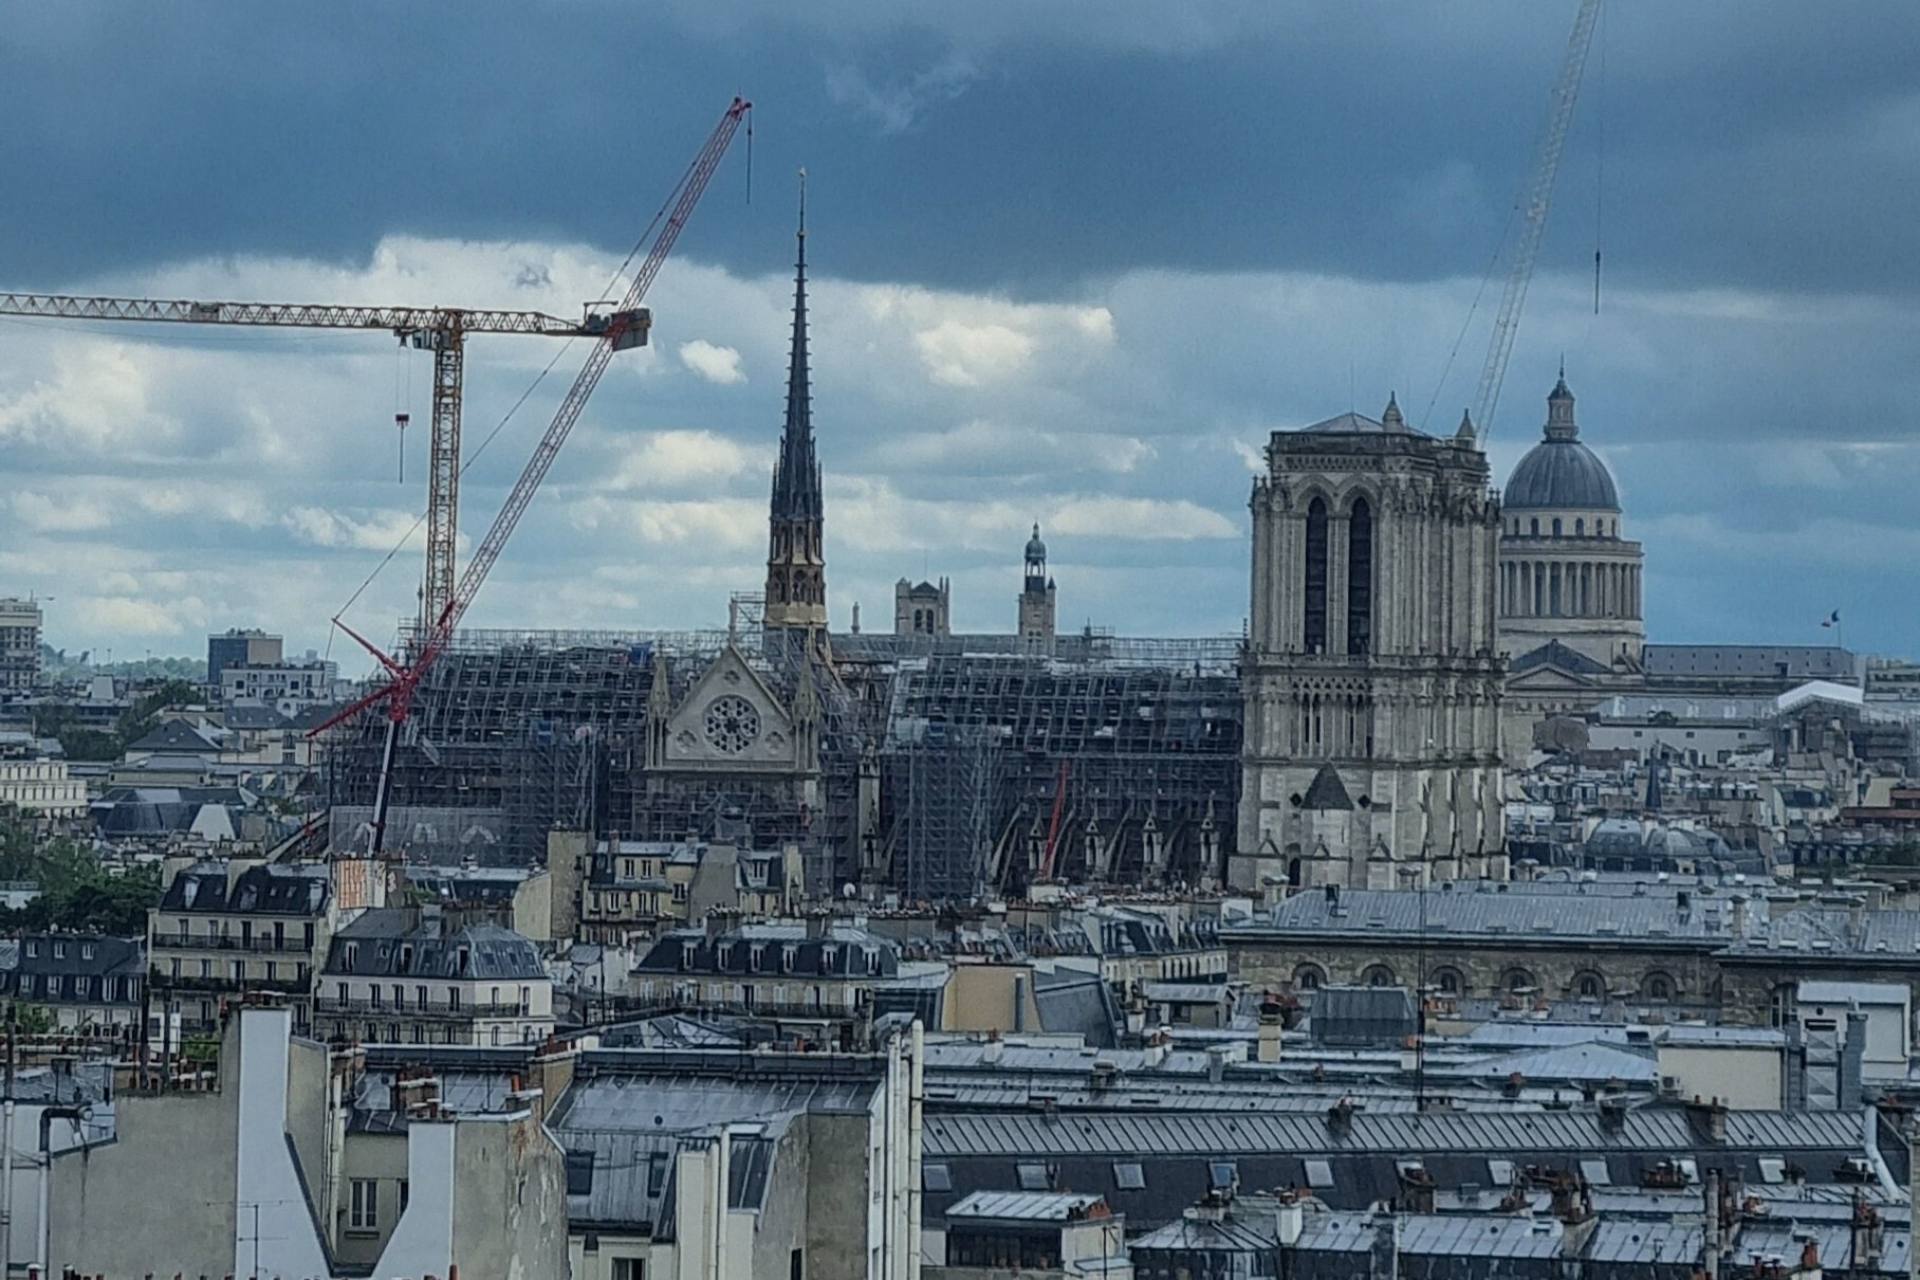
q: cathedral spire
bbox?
[772,168,821,524]
[765,170,829,641]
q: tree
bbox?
[0,816,162,937]
[115,678,205,746]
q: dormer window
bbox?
[81,943,95,961]
[457,946,471,975]
[52,942,65,960]
[343,942,359,969]
[749,945,766,972]
[24,942,37,959]
[781,945,796,973]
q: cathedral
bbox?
[1232,397,1506,891]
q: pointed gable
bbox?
[1301,763,1354,811]
[659,646,803,772]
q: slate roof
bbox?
[1511,640,1613,677]
[947,1191,1106,1223]
[222,702,291,730]
[325,909,543,979]
[161,863,329,915]
[920,1108,1879,1225]
[125,721,221,754]
[1232,885,1745,947]
[633,924,900,979]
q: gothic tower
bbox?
[1017,523,1057,656]
[1232,396,1507,893]
[764,175,828,645]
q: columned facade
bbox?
[1233,398,1506,895]
[1496,377,1644,668]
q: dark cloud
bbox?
[4,3,1916,297]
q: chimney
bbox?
[1598,1097,1628,1135]
[1396,1165,1435,1214]
[1257,992,1284,1064]
[1274,1189,1305,1247]
[1838,1009,1866,1110]
[1702,1169,1723,1280]
[1730,894,1749,939]
[1686,1097,1729,1143]
[1326,1096,1355,1138]
[805,910,830,940]
[1847,896,1867,949]
[1369,1210,1399,1280]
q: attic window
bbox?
[922,1164,952,1192]
[52,942,65,960]
[1488,1160,1514,1187]
[1304,1159,1335,1189]
[1579,1159,1611,1186]
[1207,1162,1237,1191]
[565,1150,595,1196]
[81,943,95,961]
[1114,1163,1146,1191]
[1758,1158,1785,1185]
[1016,1163,1051,1191]
[647,1153,670,1196]
[457,947,471,975]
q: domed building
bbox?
[1497,374,1644,669]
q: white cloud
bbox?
[913,320,1037,388]
[281,506,427,552]
[868,419,1155,476]
[10,491,114,533]
[678,340,746,385]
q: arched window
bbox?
[1643,973,1675,1003]
[1361,964,1397,988]
[1303,498,1329,654]
[1431,967,1466,996]
[1552,517,1562,537]
[1346,497,1373,655]
[1530,518,1540,536]
[1501,968,1536,994]
[1292,963,1325,992]
[1573,971,1606,1002]
[1575,518,1585,537]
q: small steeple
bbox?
[1381,392,1405,431]
[1545,370,1578,441]
[1455,407,1477,445]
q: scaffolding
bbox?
[325,626,1243,893]
[892,720,1000,903]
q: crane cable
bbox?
[328,161,698,649]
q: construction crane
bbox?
[319,96,753,856]
[1468,0,1602,442]
[0,289,643,631]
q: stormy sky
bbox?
[2,2,1916,665]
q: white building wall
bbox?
[233,1009,332,1280]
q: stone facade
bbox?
[1017,524,1057,656]
[1233,398,1505,892]
[896,577,952,636]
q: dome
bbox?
[1025,522,1047,562]
[1503,376,1619,511]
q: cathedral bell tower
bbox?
[764,171,828,648]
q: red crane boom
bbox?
[321,96,753,856]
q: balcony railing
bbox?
[151,974,309,997]
[152,934,315,954]
[314,997,530,1020]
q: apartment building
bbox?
[147,860,332,1037]
[0,599,41,695]
[318,906,554,1046]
